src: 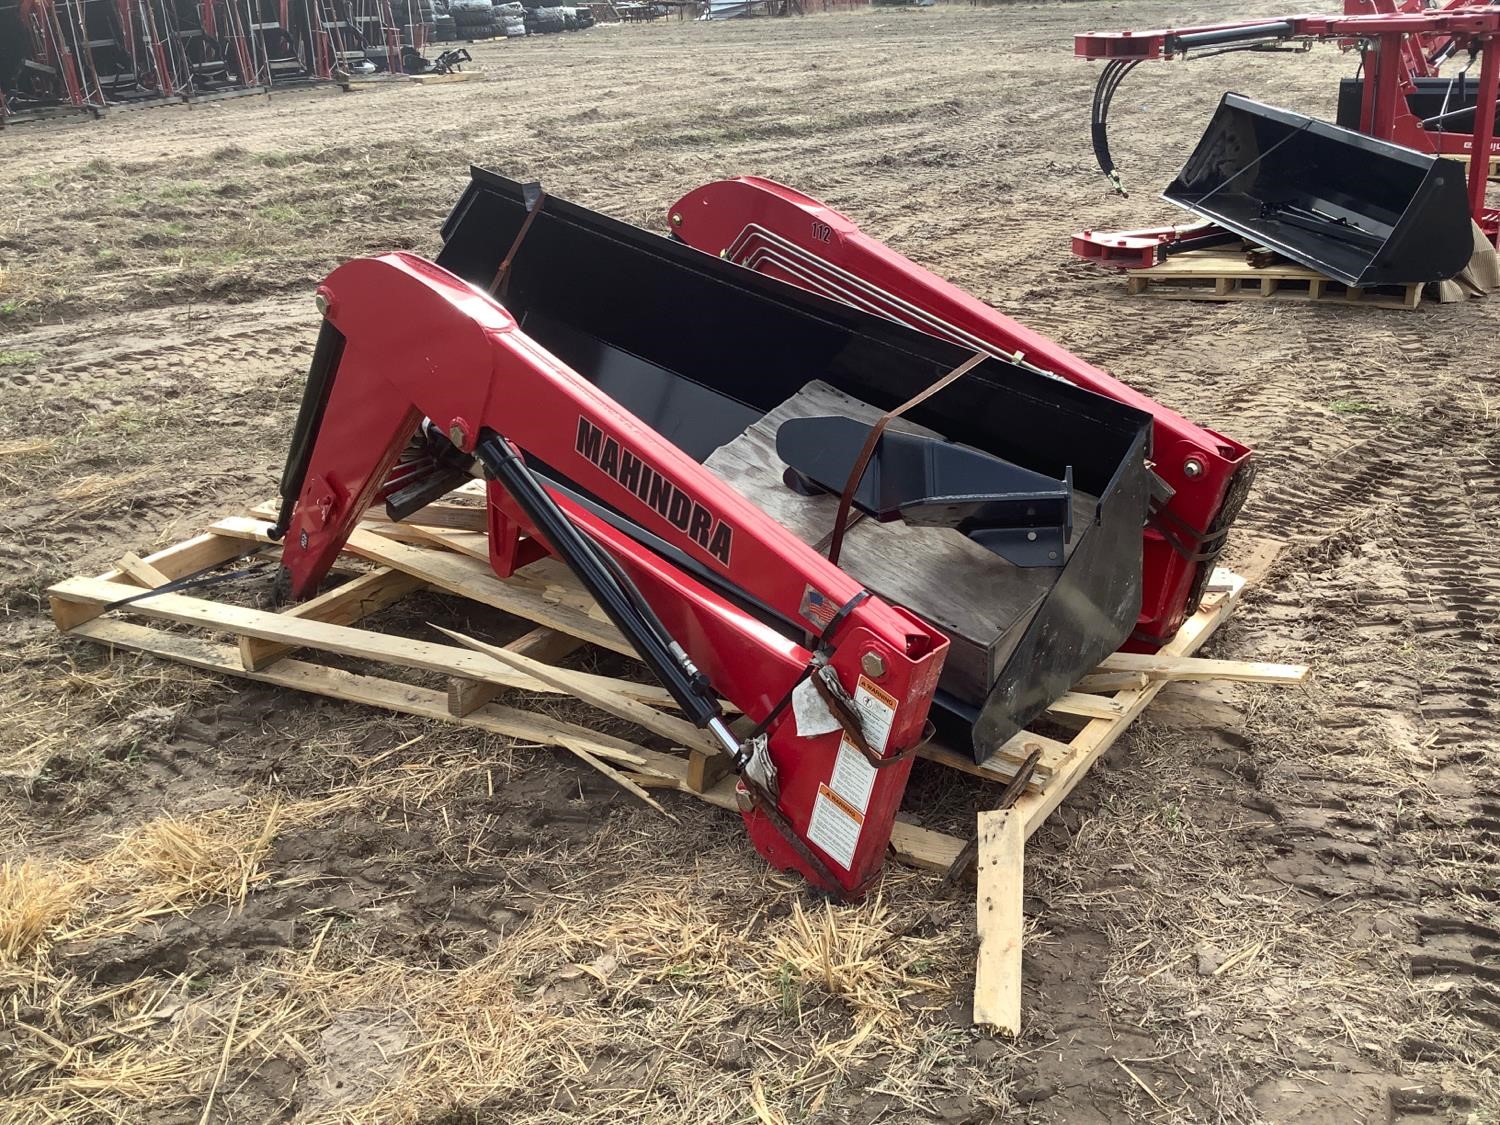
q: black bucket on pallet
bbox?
[1164,93,1473,288]
[436,168,1154,762]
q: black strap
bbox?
[826,353,987,566]
[817,588,870,649]
[101,551,271,613]
[1148,502,1232,564]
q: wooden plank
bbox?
[211,517,635,657]
[888,817,967,873]
[46,575,673,708]
[360,504,488,532]
[434,625,720,755]
[919,729,1072,785]
[117,551,171,589]
[1093,652,1308,684]
[1132,273,1420,310]
[98,531,250,584]
[54,531,254,631]
[686,747,730,793]
[393,523,492,561]
[1015,574,1246,838]
[64,618,672,772]
[555,736,678,821]
[49,593,106,633]
[1047,691,1127,720]
[1070,671,1150,694]
[1140,250,1326,281]
[447,627,582,716]
[239,567,422,671]
[61,617,965,874]
[972,809,1024,1035]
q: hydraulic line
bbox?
[1090,58,1139,195]
[472,431,738,757]
[1088,40,1302,197]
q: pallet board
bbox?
[1125,249,1424,310]
[1448,150,1500,181]
[50,509,1302,1034]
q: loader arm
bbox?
[273,251,948,898]
[667,177,1254,646]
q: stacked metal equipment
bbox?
[0,0,438,121]
[447,0,493,35]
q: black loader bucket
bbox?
[1164,93,1472,288]
[436,169,1153,762]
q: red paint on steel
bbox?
[276,252,948,897]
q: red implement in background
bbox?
[273,252,948,899]
[667,177,1254,646]
[1074,2,1500,237]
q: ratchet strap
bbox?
[826,351,989,566]
[488,181,548,298]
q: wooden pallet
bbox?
[0,103,103,127]
[1448,150,1500,181]
[48,507,1302,1031]
[1125,249,1424,310]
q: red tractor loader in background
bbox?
[1071,0,1500,276]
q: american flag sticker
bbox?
[798,585,839,630]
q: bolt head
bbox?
[860,650,887,679]
[670,212,683,226]
[314,292,329,316]
[1183,456,1206,479]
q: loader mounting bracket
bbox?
[776,417,1074,568]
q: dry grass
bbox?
[49,470,158,521]
[0,862,86,965]
[0,750,990,1124]
[0,438,57,460]
[761,896,947,1037]
[58,802,290,946]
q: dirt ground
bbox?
[2,2,1499,1121]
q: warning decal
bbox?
[807,784,863,870]
[805,669,904,872]
[852,675,898,756]
[829,737,876,814]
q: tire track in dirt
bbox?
[1224,352,1500,1066]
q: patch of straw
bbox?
[0,861,87,965]
[0,437,57,460]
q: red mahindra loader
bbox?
[271,169,1247,897]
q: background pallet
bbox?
[1125,250,1423,309]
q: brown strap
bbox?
[809,671,931,771]
[940,746,1042,886]
[826,350,989,566]
[488,185,548,298]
